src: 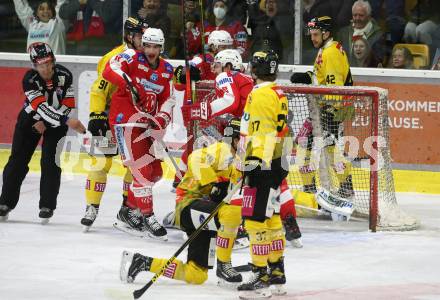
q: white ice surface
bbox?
[1,174,440,300]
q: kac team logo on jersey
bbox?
[165,63,173,73]
[137,53,145,63]
[150,73,158,82]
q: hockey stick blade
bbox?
[234,263,252,272]
[133,180,242,299]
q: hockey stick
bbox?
[198,0,207,62]
[181,0,194,105]
[156,138,184,180]
[122,73,138,103]
[133,180,243,299]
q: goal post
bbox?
[187,81,418,232]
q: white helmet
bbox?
[214,49,243,71]
[142,28,165,47]
[208,30,233,48]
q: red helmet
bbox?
[28,42,55,65]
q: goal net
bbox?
[187,81,418,232]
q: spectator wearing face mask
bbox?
[203,0,248,59]
[349,35,382,67]
[13,0,66,54]
[338,0,387,65]
[389,46,414,69]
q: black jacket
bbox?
[22,64,75,127]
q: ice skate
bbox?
[143,214,168,241]
[162,210,178,229]
[39,208,53,225]
[113,206,146,238]
[238,265,271,299]
[120,250,153,283]
[303,179,317,194]
[170,179,180,193]
[268,257,286,296]
[216,259,242,287]
[282,214,303,248]
[337,175,355,199]
[234,224,250,250]
[81,204,99,232]
[0,205,11,222]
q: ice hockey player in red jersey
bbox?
[174,30,234,86]
[168,49,302,247]
[171,49,252,191]
[102,27,175,241]
[187,0,248,59]
[171,30,235,191]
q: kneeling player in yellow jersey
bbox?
[120,119,245,286]
[80,17,148,231]
[238,50,289,299]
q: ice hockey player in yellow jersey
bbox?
[119,119,245,286]
[290,16,355,218]
[238,50,289,299]
[80,17,148,231]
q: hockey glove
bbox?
[290,71,313,84]
[174,65,201,84]
[333,105,355,122]
[295,117,313,147]
[210,181,230,203]
[131,83,158,114]
[181,101,211,125]
[88,112,109,136]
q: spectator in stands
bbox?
[403,0,440,48]
[338,0,386,65]
[301,0,353,64]
[59,0,122,41]
[389,46,414,69]
[368,0,406,45]
[247,0,283,60]
[203,0,248,59]
[303,0,353,31]
[349,35,382,67]
[173,0,202,58]
[13,0,66,54]
[136,0,170,39]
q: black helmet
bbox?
[224,118,241,139]
[250,50,279,77]
[28,42,55,65]
[307,16,333,33]
[124,17,148,35]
